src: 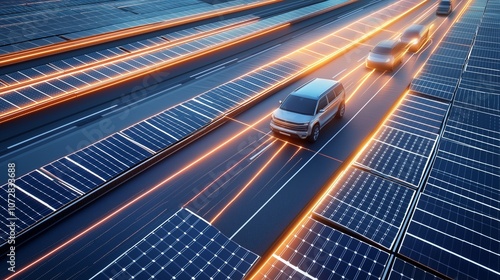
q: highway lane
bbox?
[1,0,469,278]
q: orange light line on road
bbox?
[0,0,280,66]
[210,141,287,224]
[346,69,375,104]
[183,138,273,208]
[225,115,343,163]
[6,111,274,280]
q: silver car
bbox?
[400,24,429,52]
[437,0,453,15]
[366,40,408,71]
[270,78,345,142]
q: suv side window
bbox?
[316,96,328,114]
[334,85,344,97]
[326,90,336,103]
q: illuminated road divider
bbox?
[0,15,258,93]
[0,0,354,124]
[0,0,279,67]
[0,0,427,265]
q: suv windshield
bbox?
[280,95,317,115]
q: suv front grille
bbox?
[272,118,308,132]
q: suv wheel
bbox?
[308,124,320,143]
[336,101,345,119]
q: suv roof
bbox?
[292,78,339,99]
[375,39,400,49]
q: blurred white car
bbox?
[400,24,430,52]
[366,40,407,71]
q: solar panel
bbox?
[433,139,499,189]
[410,76,457,101]
[11,170,78,209]
[0,178,56,239]
[0,0,264,54]
[314,168,415,249]
[388,258,443,280]
[258,218,390,280]
[399,193,499,280]
[455,87,499,112]
[91,208,259,280]
[444,106,500,154]
[41,157,105,193]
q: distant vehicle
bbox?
[366,40,408,71]
[270,78,345,143]
[437,0,453,15]
[400,24,430,52]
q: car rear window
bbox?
[402,30,421,39]
[280,95,317,115]
[372,45,392,55]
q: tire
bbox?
[308,124,320,143]
[336,101,345,119]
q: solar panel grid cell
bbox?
[314,168,414,248]
[91,208,259,279]
[267,218,390,280]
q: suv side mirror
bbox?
[319,108,325,113]
[279,100,282,104]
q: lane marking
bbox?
[194,66,225,79]
[7,105,117,150]
[190,58,238,78]
[249,142,274,161]
[238,44,282,63]
[331,68,346,79]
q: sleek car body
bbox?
[366,40,408,70]
[400,24,430,52]
[437,0,453,15]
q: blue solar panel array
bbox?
[314,168,415,250]
[91,208,259,279]
[0,0,261,55]
[259,218,390,280]
[0,0,352,118]
[400,0,500,278]
[0,0,353,245]
[355,94,448,187]
[387,258,443,280]
[0,15,256,88]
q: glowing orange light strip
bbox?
[0,23,289,123]
[5,111,274,280]
[183,138,273,208]
[225,115,343,163]
[0,19,256,95]
[0,0,280,66]
[210,141,287,224]
[345,69,375,104]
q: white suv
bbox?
[270,78,345,142]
